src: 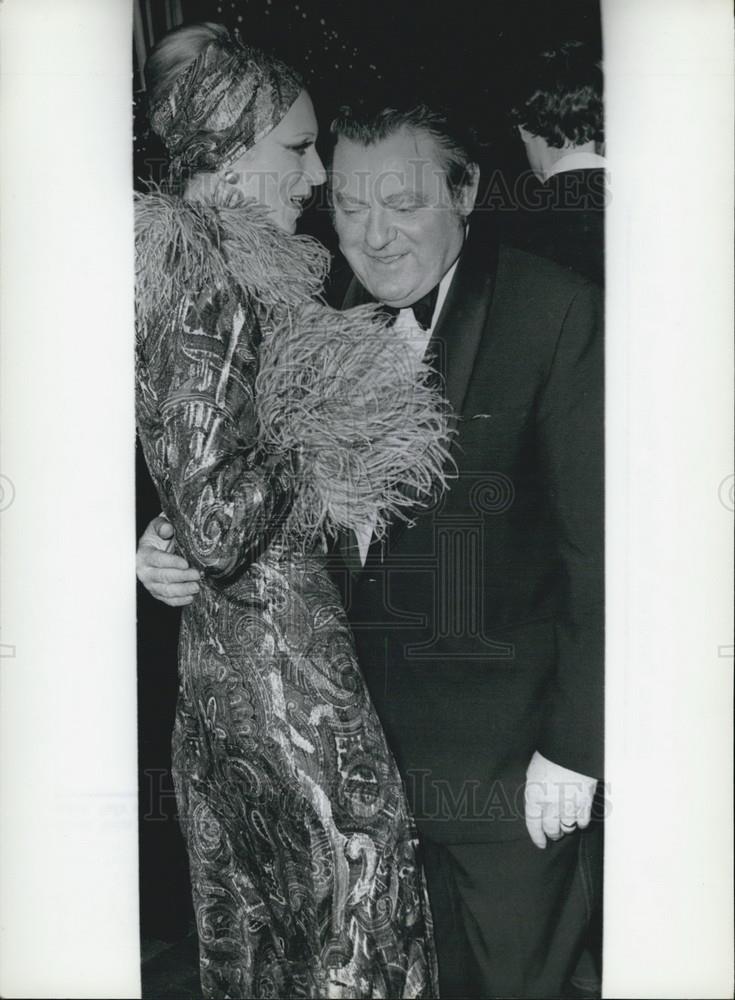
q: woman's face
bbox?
[225,89,326,233]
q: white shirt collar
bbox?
[545,151,608,181]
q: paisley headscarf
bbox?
[149,33,302,177]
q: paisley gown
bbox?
[136,212,440,998]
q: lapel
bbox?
[337,218,501,567]
[428,218,499,424]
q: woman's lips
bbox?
[289,193,310,215]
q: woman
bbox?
[135,22,446,999]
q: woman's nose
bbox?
[306,147,326,187]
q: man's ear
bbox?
[458,162,480,217]
[517,124,532,144]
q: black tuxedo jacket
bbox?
[506,167,606,286]
[331,219,603,843]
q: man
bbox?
[138,102,603,998]
[509,40,607,286]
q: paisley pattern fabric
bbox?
[149,32,302,177]
[136,262,438,996]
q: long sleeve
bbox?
[535,281,604,778]
[138,284,294,580]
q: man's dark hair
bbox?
[330,103,480,208]
[511,40,603,148]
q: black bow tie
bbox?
[380,284,440,331]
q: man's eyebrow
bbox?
[334,190,368,205]
[382,190,429,207]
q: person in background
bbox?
[510,40,607,286]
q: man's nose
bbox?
[364,206,395,249]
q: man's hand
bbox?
[524,751,597,849]
[136,515,200,607]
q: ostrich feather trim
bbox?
[134,190,330,341]
[257,302,454,546]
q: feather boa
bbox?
[135,191,452,546]
[258,303,453,546]
[135,189,329,340]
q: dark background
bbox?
[134,0,602,245]
[135,0,601,944]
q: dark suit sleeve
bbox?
[536,281,604,779]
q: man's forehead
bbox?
[332,129,445,195]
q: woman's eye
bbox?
[289,142,311,155]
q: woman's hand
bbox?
[136,515,201,607]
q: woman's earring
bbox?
[223,170,238,185]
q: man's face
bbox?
[331,129,476,307]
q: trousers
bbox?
[421,823,603,998]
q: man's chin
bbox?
[357,274,418,307]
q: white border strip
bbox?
[0,1,140,997]
[603,0,734,995]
